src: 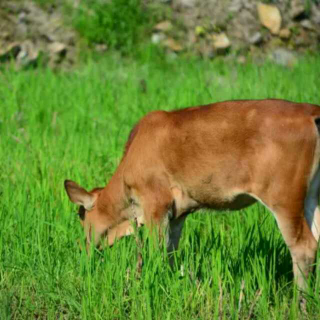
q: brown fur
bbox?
[65,99,320,290]
[123,122,140,157]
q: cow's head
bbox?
[64,180,134,251]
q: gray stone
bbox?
[290,0,305,20]
[16,40,39,67]
[271,48,297,67]
[48,42,67,55]
[229,0,242,13]
[0,0,78,69]
[311,4,320,25]
[300,19,315,30]
[176,0,196,8]
[0,42,21,61]
[249,32,263,45]
[151,33,166,44]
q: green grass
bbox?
[1,53,320,319]
[69,0,154,53]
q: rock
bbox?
[311,4,320,25]
[0,29,10,39]
[1,0,320,67]
[243,2,255,11]
[294,29,312,47]
[271,48,296,67]
[187,30,197,45]
[163,38,183,52]
[48,42,67,55]
[151,33,166,44]
[197,40,215,59]
[48,42,67,65]
[237,55,246,64]
[0,1,77,69]
[290,0,305,20]
[176,0,196,8]
[0,42,21,61]
[300,19,315,31]
[212,33,231,49]
[18,11,27,23]
[16,40,39,67]
[248,32,263,45]
[228,9,260,46]
[279,28,291,39]
[257,3,282,35]
[229,0,242,13]
[16,20,28,37]
[154,20,172,32]
[95,43,108,52]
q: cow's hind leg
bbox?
[255,190,317,292]
[305,166,320,242]
[273,206,318,313]
[254,178,318,292]
[274,208,318,291]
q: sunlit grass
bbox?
[1,54,320,319]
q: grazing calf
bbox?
[65,99,320,291]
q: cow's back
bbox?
[123,100,320,210]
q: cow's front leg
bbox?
[167,215,187,266]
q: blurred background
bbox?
[1,0,319,69]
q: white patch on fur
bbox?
[136,215,145,226]
[304,167,320,242]
[125,225,134,236]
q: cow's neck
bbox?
[98,164,128,227]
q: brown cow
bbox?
[65,99,320,292]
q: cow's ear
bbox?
[64,180,95,210]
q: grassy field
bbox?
[1,54,320,319]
